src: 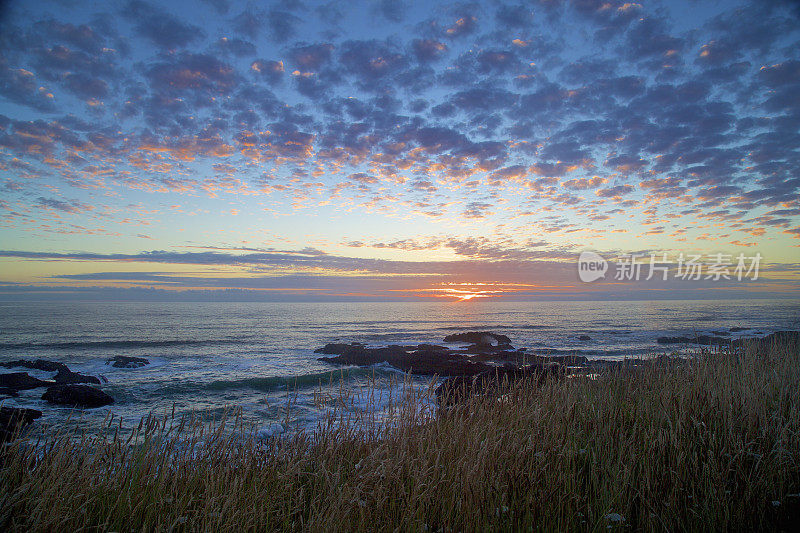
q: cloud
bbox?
[214,37,256,57]
[289,43,334,70]
[147,53,237,95]
[596,185,635,198]
[463,202,492,219]
[0,65,56,111]
[0,0,798,295]
[562,176,607,190]
[124,0,204,49]
[266,10,302,42]
[375,0,406,23]
[412,39,448,62]
[250,59,284,84]
[444,13,478,39]
[35,196,93,213]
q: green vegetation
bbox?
[2,337,799,531]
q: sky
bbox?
[0,0,799,302]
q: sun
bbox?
[429,283,505,301]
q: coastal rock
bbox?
[0,406,43,442]
[460,343,518,356]
[42,385,114,408]
[578,335,591,341]
[1,359,100,385]
[54,368,101,385]
[442,331,511,346]
[656,336,688,344]
[390,352,491,376]
[105,355,150,368]
[1,359,67,372]
[435,364,562,406]
[0,387,20,397]
[318,343,492,376]
[314,342,365,355]
[729,327,749,332]
[0,372,52,390]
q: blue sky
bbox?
[0,0,799,301]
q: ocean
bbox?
[1,299,799,435]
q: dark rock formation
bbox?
[578,335,591,341]
[318,343,491,376]
[0,372,52,390]
[1,359,100,385]
[442,331,511,346]
[105,355,150,368]
[729,327,749,332]
[314,342,364,354]
[0,406,43,442]
[1,359,66,372]
[53,368,101,385]
[42,385,114,408]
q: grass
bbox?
[1,337,799,531]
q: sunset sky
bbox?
[0,0,799,301]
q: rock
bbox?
[54,368,101,385]
[462,348,525,362]
[460,343,517,355]
[1,359,67,372]
[657,336,688,344]
[318,343,492,376]
[442,331,511,346]
[729,327,749,332]
[435,364,562,406]
[0,387,20,397]
[105,355,150,368]
[416,343,449,352]
[1,359,100,384]
[314,342,364,355]
[390,352,491,376]
[0,406,42,442]
[578,335,591,341]
[0,372,52,390]
[42,385,114,408]
[318,344,396,366]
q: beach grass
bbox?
[1,337,799,531]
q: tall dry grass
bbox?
[1,338,799,531]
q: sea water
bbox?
[1,299,798,435]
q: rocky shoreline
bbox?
[2,330,797,443]
[316,330,800,405]
[0,356,150,441]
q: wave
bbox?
[0,339,243,351]
[156,366,400,395]
[436,324,549,331]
